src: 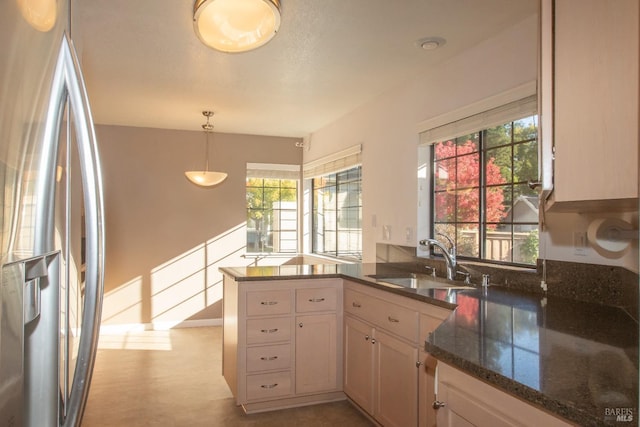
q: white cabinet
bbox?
[375,328,419,427]
[295,313,338,394]
[222,276,343,413]
[344,315,375,413]
[343,280,451,427]
[435,363,573,427]
[540,0,638,211]
[419,309,452,427]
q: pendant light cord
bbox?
[202,111,214,173]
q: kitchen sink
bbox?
[366,273,474,290]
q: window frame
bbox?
[246,177,299,254]
[430,115,539,267]
[311,165,362,261]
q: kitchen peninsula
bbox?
[220,263,638,427]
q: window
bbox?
[312,165,362,260]
[432,115,538,265]
[246,177,298,253]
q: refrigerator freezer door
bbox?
[0,262,25,426]
[1,252,60,427]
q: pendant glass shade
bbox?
[185,170,228,186]
[193,0,281,53]
[186,111,228,187]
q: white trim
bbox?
[247,162,300,172]
[303,144,361,170]
[416,81,537,134]
[246,162,301,180]
[99,318,222,334]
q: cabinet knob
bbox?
[387,316,399,323]
[260,301,278,306]
[416,361,423,368]
[371,338,376,344]
[308,297,325,303]
[298,322,303,328]
[432,400,446,409]
[260,328,279,333]
[365,335,370,341]
[352,302,362,308]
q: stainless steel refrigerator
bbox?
[0,1,105,426]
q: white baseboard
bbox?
[100,318,222,335]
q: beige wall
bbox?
[304,15,539,263]
[303,13,639,273]
[97,125,301,327]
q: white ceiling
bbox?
[75,0,538,138]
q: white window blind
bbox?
[419,95,537,146]
[302,144,362,179]
[246,163,300,180]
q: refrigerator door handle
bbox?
[29,32,105,427]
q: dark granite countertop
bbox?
[220,263,639,426]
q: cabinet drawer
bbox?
[370,298,418,343]
[246,290,292,316]
[344,288,377,323]
[246,344,292,373]
[345,288,418,343]
[419,308,451,342]
[296,287,337,312]
[246,371,292,401]
[246,317,291,344]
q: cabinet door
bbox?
[550,0,638,207]
[419,311,450,427]
[375,329,419,427]
[295,314,338,394]
[344,315,375,413]
[419,352,437,427]
[436,363,573,427]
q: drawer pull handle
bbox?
[308,297,325,303]
[352,302,361,308]
[388,316,400,323]
[260,356,278,361]
[260,328,279,333]
[261,301,278,306]
[261,383,278,389]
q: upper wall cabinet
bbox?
[540,0,639,212]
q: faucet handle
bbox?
[482,274,491,288]
[456,270,471,285]
[424,266,437,278]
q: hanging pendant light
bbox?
[185,111,228,187]
[193,0,281,53]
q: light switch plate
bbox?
[383,225,391,240]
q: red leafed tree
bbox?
[435,140,505,224]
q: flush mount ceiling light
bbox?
[185,111,228,187]
[415,36,446,51]
[17,0,57,32]
[193,0,281,53]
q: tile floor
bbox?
[82,326,373,426]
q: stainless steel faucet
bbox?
[419,234,456,280]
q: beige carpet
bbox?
[82,326,373,426]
